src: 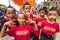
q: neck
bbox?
[19,23,25,27]
[40,16,44,18]
[48,19,54,23]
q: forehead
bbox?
[40,10,45,12]
[7,8,13,11]
[48,11,57,14]
[25,5,30,8]
[18,14,24,18]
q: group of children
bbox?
[0,2,60,40]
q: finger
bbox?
[10,19,16,22]
[10,22,15,25]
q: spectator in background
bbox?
[0,12,6,34]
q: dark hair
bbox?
[5,6,16,13]
[47,7,58,14]
[23,2,30,9]
[15,14,26,26]
[14,20,19,26]
[39,7,47,13]
[49,7,58,12]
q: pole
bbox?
[8,0,10,6]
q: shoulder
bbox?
[42,20,47,23]
[10,26,18,29]
[25,24,34,29]
[54,22,59,26]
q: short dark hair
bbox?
[48,7,58,14]
[39,7,47,13]
[49,7,58,12]
[23,2,30,9]
[5,6,16,13]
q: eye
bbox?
[8,12,14,14]
[8,12,10,14]
[25,8,30,10]
[53,14,56,16]
[48,13,52,16]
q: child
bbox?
[23,2,30,13]
[0,14,37,40]
[39,8,59,40]
[34,8,47,40]
[5,6,16,21]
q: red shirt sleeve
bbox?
[29,25,34,32]
[7,26,15,36]
[56,23,59,32]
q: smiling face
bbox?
[17,14,25,25]
[48,11,58,21]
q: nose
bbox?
[51,15,54,18]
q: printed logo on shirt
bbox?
[44,26,56,32]
[16,30,29,36]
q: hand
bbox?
[38,22,41,26]
[38,36,41,40]
[29,19,35,24]
[4,19,15,27]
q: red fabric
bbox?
[35,17,46,24]
[42,20,59,36]
[34,17,46,37]
[5,18,11,22]
[25,12,33,20]
[7,24,34,40]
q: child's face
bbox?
[17,14,25,25]
[39,10,45,17]
[26,12,30,16]
[24,5,30,12]
[48,11,58,20]
[6,8,15,19]
[25,12,30,19]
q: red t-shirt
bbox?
[35,17,46,24]
[25,13,33,20]
[42,20,59,36]
[7,24,34,40]
[34,17,46,37]
[58,23,60,32]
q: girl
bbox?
[39,8,59,40]
[0,14,37,40]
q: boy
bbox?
[39,8,59,40]
[34,8,47,40]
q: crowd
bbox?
[0,2,60,40]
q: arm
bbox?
[38,21,43,40]
[39,29,42,40]
[34,21,38,31]
[54,23,59,40]
[0,22,9,37]
[38,22,41,27]
[0,20,15,37]
[54,33,57,40]
[30,19,38,31]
